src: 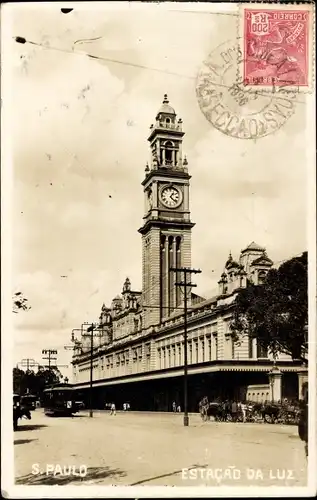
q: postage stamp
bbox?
[238,3,314,92]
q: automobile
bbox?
[21,394,37,411]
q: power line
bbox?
[14,37,194,80]
[14,37,305,104]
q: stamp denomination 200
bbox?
[196,40,298,139]
[243,8,310,87]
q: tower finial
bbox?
[163,94,169,104]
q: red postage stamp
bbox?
[243,8,310,87]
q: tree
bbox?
[12,366,62,396]
[13,291,30,313]
[230,252,308,363]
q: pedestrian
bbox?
[110,403,116,415]
[177,405,181,412]
[241,401,247,423]
[123,403,126,411]
[172,401,176,412]
[231,400,237,422]
[298,383,308,458]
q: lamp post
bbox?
[70,322,103,418]
[84,323,104,418]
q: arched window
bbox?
[163,141,174,164]
[258,271,267,285]
[166,118,171,127]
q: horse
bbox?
[260,403,280,423]
[13,406,31,430]
[206,402,228,422]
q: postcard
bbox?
[1,1,316,498]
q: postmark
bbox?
[238,3,314,92]
[196,39,298,139]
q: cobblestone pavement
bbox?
[14,409,307,487]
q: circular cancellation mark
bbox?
[196,39,299,140]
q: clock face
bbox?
[160,185,182,208]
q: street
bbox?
[14,409,307,487]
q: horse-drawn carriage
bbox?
[199,398,300,425]
[13,394,32,431]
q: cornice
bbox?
[138,218,195,235]
[141,169,191,186]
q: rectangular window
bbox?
[189,342,192,364]
[207,336,212,361]
[132,349,137,362]
[257,342,268,358]
[212,333,218,360]
[248,336,253,358]
[145,343,151,358]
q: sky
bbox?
[3,3,310,380]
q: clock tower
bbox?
[139,95,195,329]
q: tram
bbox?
[42,383,79,416]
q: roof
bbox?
[225,252,239,269]
[241,241,265,253]
[156,94,176,116]
[43,386,74,392]
[251,255,273,266]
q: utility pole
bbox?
[70,323,103,418]
[17,359,39,394]
[170,266,202,427]
[42,349,58,370]
[17,358,39,372]
[41,349,68,385]
[85,323,103,418]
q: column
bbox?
[183,184,189,211]
[168,237,173,314]
[297,368,308,400]
[172,237,177,310]
[152,181,158,208]
[165,237,170,314]
[268,367,282,402]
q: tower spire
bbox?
[147,94,185,172]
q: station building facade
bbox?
[71,95,305,411]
